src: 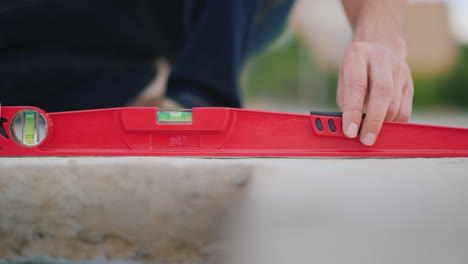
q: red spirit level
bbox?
[0,106,467,157]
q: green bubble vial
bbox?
[10,109,48,147]
[24,111,36,144]
[157,110,193,124]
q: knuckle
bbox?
[399,62,409,73]
[401,61,411,71]
[398,63,411,79]
[344,106,363,117]
[348,79,368,92]
[381,52,392,63]
[348,42,367,56]
[374,81,393,98]
[343,52,356,64]
[366,117,384,128]
[395,62,405,76]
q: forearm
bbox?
[341,0,408,58]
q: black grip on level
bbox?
[315,118,324,131]
[310,111,343,117]
[328,119,337,132]
[310,111,366,119]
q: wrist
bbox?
[353,26,408,59]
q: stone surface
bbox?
[0,256,142,264]
[0,157,252,263]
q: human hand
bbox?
[337,41,414,146]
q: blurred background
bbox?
[241,0,468,127]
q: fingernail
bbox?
[362,133,376,146]
[346,122,358,138]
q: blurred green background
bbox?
[242,35,468,109]
[241,1,468,119]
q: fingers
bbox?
[385,64,406,121]
[341,45,368,139]
[395,73,414,122]
[336,41,414,146]
[359,56,394,146]
[336,64,345,111]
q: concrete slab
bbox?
[0,157,467,264]
[228,158,468,264]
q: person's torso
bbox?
[0,0,186,59]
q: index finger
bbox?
[360,59,394,146]
[342,52,368,138]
